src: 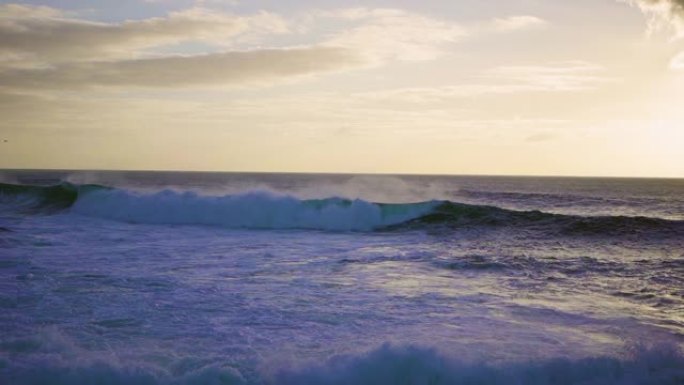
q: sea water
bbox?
[1,170,683,384]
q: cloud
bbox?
[0,3,63,19]
[483,61,615,91]
[492,16,548,32]
[0,4,360,90]
[670,51,684,68]
[0,47,363,90]
[623,0,684,35]
[314,8,466,62]
[0,5,465,68]
[621,1,684,69]
[0,5,472,90]
[356,61,613,103]
[0,4,289,65]
[525,132,558,142]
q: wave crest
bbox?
[71,188,437,231]
[1,182,682,235]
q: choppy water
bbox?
[1,170,683,384]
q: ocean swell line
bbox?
[1,182,683,234]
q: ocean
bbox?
[1,170,683,384]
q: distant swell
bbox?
[398,201,683,236]
[1,182,683,234]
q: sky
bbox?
[0,0,683,177]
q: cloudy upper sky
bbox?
[1,0,683,177]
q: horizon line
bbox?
[1,167,682,180]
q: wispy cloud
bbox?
[314,8,466,62]
[0,4,288,65]
[525,132,558,143]
[0,47,363,90]
[670,51,684,68]
[0,5,470,90]
[492,16,548,32]
[483,62,615,91]
[0,4,604,92]
[355,62,614,103]
[1,4,354,90]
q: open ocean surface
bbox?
[1,170,683,384]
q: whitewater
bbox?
[1,170,683,384]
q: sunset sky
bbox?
[1,0,683,177]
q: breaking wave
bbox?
[0,182,81,212]
[3,344,684,385]
[1,182,682,234]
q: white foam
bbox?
[273,343,684,385]
[5,343,683,385]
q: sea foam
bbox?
[4,344,684,385]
